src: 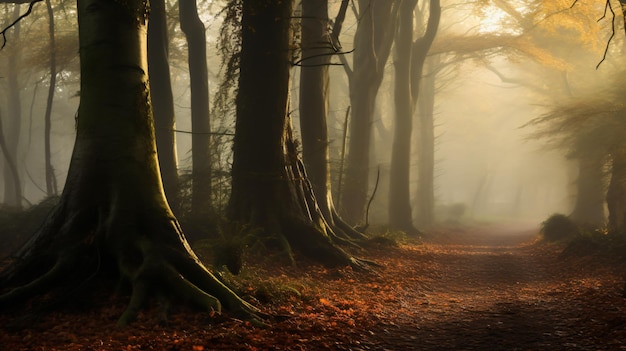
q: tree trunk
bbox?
[342,0,398,225]
[570,155,605,227]
[389,0,418,232]
[180,0,212,218]
[229,0,366,268]
[0,0,259,326]
[148,0,179,212]
[43,0,58,197]
[299,0,365,240]
[607,147,626,234]
[415,55,438,227]
[3,5,22,207]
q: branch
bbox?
[1,0,42,49]
[595,0,615,69]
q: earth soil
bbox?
[1,223,625,350]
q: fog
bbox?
[0,0,619,229]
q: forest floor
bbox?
[1,222,626,350]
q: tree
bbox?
[388,0,440,232]
[0,0,259,326]
[43,0,58,197]
[148,0,179,211]
[228,0,366,267]
[2,4,23,208]
[341,0,398,225]
[298,0,365,241]
[180,0,212,219]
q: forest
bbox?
[0,0,626,349]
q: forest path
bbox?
[2,223,626,350]
[366,224,626,351]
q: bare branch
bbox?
[1,0,42,49]
[595,0,615,69]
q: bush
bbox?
[540,213,579,241]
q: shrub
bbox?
[540,213,579,241]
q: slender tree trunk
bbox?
[415,55,438,227]
[3,5,22,207]
[180,0,212,217]
[342,0,398,225]
[43,0,58,197]
[570,155,605,227]
[148,0,179,211]
[299,0,365,240]
[229,0,366,267]
[0,0,259,326]
[389,0,418,232]
[607,147,626,234]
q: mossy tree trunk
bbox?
[229,0,365,268]
[0,0,259,326]
[299,0,365,241]
[148,0,179,211]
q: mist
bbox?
[0,0,619,231]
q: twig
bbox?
[1,0,43,49]
[595,0,615,69]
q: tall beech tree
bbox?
[341,0,398,225]
[180,0,212,218]
[0,0,259,325]
[298,0,365,241]
[389,0,440,232]
[148,0,179,211]
[229,0,365,267]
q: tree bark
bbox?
[43,0,58,197]
[607,147,626,234]
[389,0,418,232]
[342,0,398,225]
[180,0,212,218]
[2,5,22,207]
[0,0,259,326]
[229,0,366,267]
[570,155,605,227]
[148,0,179,212]
[415,55,438,227]
[299,0,365,240]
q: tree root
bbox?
[0,208,266,327]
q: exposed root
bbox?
[0,253,74,307]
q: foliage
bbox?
[561,226,626,258]
[525,84,626,160]
[540,213,579,241]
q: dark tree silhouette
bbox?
[148,0,179,211]
[0,0,259,326]
[228,0,366,267]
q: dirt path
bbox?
[1,224,625,350]
[367,224,626,350]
